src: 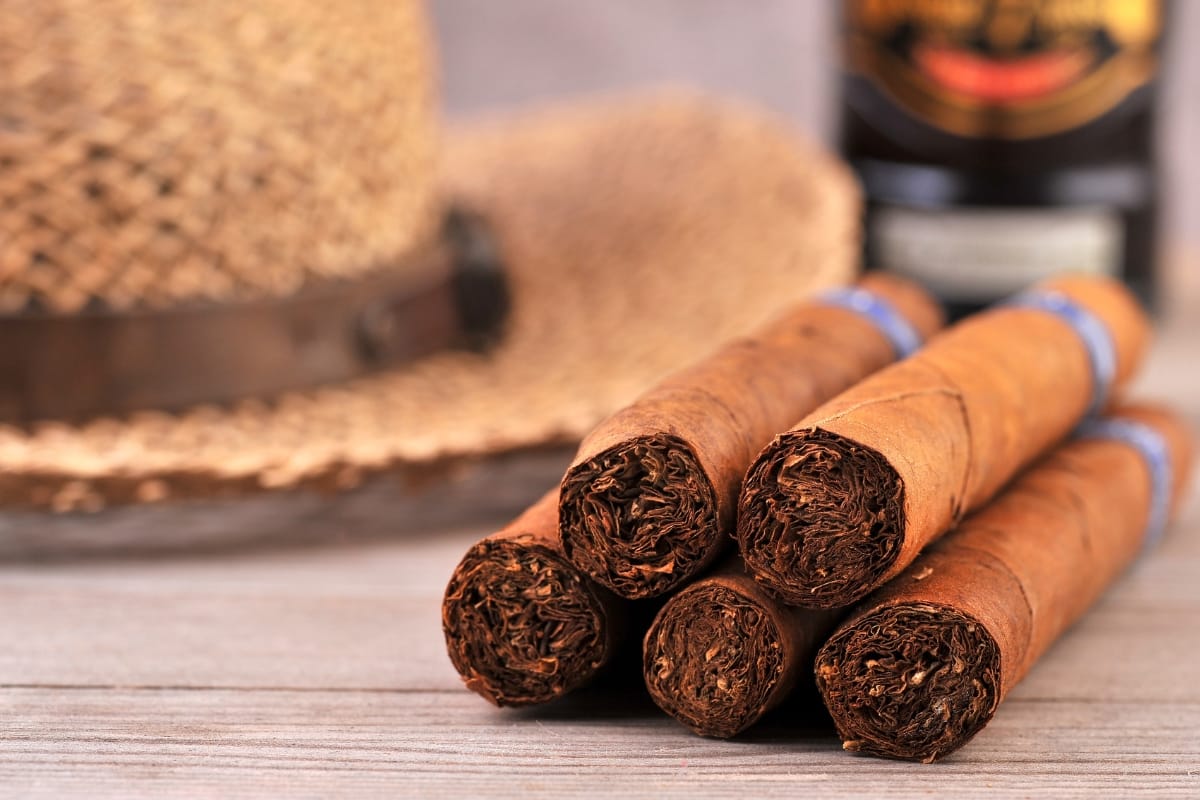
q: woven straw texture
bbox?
[0,0,439,313]
[0,91,859,510]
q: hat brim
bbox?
[0,90,858,512]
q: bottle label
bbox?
[871,205,1123,300]
[846,0,1161,139]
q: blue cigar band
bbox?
[1007,289,1116,417]
[818,286,924,359]
[1075,416,1173,551]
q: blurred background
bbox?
[432,0,1200,252]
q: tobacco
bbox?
[643,557,839,737]
[558,273,943,599]
[442,490,626,706]
[814,403,1193,761]
[737,274,1150,608]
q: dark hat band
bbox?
[0,210,509,425]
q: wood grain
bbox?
[1,689,1198,798]
[0,480,1197,797]
[1,490,1198,698]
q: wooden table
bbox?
[2,284,1198,798]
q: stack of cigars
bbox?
[442,272,1193,763]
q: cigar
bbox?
[737,274,1150,608]
[813,403,1193,761]
[558,273,944,599]
[643,557,840,737]
[442,490,626,706]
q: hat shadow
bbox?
[0,446,572,563]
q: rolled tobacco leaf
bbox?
[643,557,840,737]
[443,490,626,706]
[737,274,1151,608]
[814,403,1194,762]
[558,272,944,600]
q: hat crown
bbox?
[0,0,440,314]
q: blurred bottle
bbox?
[840,0,1166,317]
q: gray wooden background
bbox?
[432,1,1200,247]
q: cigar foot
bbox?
[814,602,1002,762]
[560,434,719,599]
[643,582,787,738]
[443,535,612,706]
[737,428,905,608]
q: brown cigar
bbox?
[737,274,1150,608]
[643,557,840,737]
[558,273,944,600]
[442,490,626,706]
[814,403,1194,761]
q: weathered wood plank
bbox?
[1,688,1198,798]
[0,487,1194,699]
[1,483,1196,698]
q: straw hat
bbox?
[0,0,859,513]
